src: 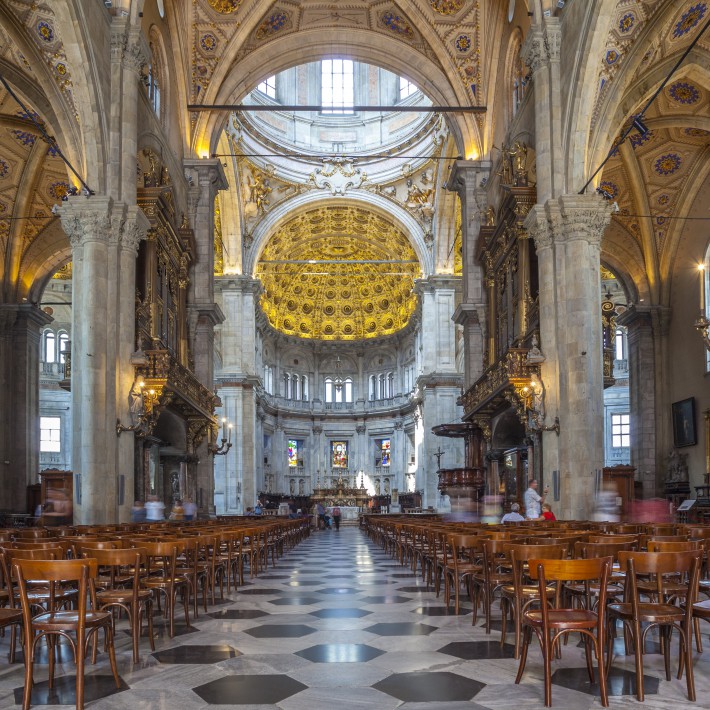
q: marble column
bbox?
[184,159,228,516]
[0,305,52,511]
[525,195,611,519]
[618,305,669,497]
[447,161,491,389]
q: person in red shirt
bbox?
[539,503,557,521]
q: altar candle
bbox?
[228,423,233,444]
[221,417,227,439]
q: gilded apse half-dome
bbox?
[257,205,421,340]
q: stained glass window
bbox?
[288,440,298,467]
[332,441,348,468]
[381,439,391,467]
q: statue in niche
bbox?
[299,479,304,495]
[384,478,390,494]
[170,470,180,501]
[667,449,689,483]
[375,479,381,495]
[289,478,295,495]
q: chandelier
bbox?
[334,355,343,392]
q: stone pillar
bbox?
[416,276,460,374]
[61,198,114,524]
[618,305,669,497]
[0,305,52,511]
[448,160,491,389]
[525,195,611,519]
[522,18,562,203]
[184,159,228,516]
[393,419,405,493]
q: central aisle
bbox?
[17,526,704,709]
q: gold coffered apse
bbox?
[256,206,421,340]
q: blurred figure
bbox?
[145,495,165,521]
[592,484,621,522]
[501,502,525,523]
[481,494,503,524]
[130,500,146,523]
[628,497,673,523]
[169,499,184,521]
[183,497,197,521]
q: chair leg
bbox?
[22,635,35,710]
[632,618,645,702]
[76,631,85,710]
[515,625,531,684]
[48,634,56,689]
[147,599,156,651]
[595,636,609,708]
[106,626,121,689]
[683,623,696,701]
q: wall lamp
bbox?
[116,380,160,436]
[519,375,560,435]
[208,417,233,456]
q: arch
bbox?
[20,219,71,304]
[192,28,478,160]
[245,191,433,277]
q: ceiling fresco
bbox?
[256,205,421,340]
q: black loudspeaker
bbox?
[74,474,82,505]
[117,475,125,506]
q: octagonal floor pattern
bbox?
[1,526,709,709]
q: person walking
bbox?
[332,505,342,531]
[316,502,326,530]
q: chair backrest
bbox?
[618,550,702,625]
[1,545,64,560]
[529,556,612,613]
[84,547,147,594]
[13,558,98,619]
[647,540,702,553]
[506,543,567,594]
[575,540,637,560]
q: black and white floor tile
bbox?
[1,526,708,708]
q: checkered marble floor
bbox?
[1,526,710,709]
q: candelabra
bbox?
[208,417,233,456]
[116,380,160,436]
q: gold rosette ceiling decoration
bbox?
[256,206,421,340]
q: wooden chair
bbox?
[473,539,513,632]
[607,550,701,702]
[500,543,567,658]
[516,556,612,708]
[84,547,155,664]
[442,534,482,614]
[139,541,191,638]
[13,558,121,710]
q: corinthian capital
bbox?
[523,204,553,251]
[522,27,545,74]
[59,197,113,249]
[557,195,612,248]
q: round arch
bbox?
[244,191,434,277]
[192,29,479,161]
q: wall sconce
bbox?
[520,374,560,435]
[695,263,710,350]
[208,417,233,456]
[116,379,160,436]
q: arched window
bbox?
[614,328,626,361]
[399,77,417,100]
[58,332,69,363]
[264,365,273,394]
[283,373,290,398]
[301,375,308,401]
[369,375,376,401]
[387,372,394,398]
[146,47,161,116]
[343,377,353,403]
[325,377,334,403]
[44,330,56,363]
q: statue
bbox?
[405,179,433,209]
[375,479,381,495]
[247,169,271,214]
[289,478,295,495]
[526,333,546,364]
[667,449,689,483]
[299,479,304,495]
[508,141,528,186]
[497,143,513,185]
[484,206,496,227]
[384,478,390,494]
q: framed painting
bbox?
[672,397,696,448]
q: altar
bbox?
[326,506,360,522]
[311,474,369,510]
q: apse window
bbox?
[611,413,630,448]
[40,417,61,453]
[399,77,418,100]
[257,76,276,99]
[321,59,354,114]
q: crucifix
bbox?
[432,446,445,469]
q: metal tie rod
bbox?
[188,103,486,113]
